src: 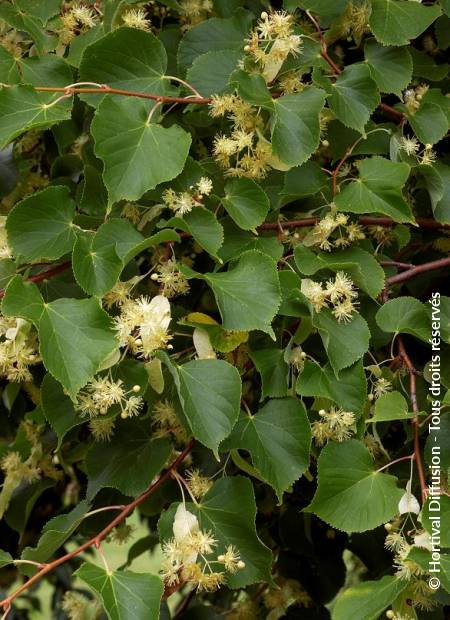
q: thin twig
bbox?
[380,260,415,270]
[0,440,195,613]
[375,454,414,473]
[304,11,403,121]
[0,262,71,299]
[397,338,427,501]
[386,257,450,286]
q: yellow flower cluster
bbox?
[403,84,429,114]
[122,8,151,31]
[150,259,190,298]
[303,211,365,251]
[264,577,312,613]
[337,1,370,44]
[311,407,355,446]
[301,271,359,323]
[210,95,275,179]
[61,591,102,620]
[76,375,143,419]
[59,3,98,45]
[186,468,213,498]
[384,528,437,611]
[179,0,213,19]
[152,400,188,443]
[89,416,116,442]
[161,504,245,591]
[113,294,172,357]
[0,317,40,382]
[399,137,437,166]
[244,11,302,83]
[163,177,213,216]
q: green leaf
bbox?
[306,439,403,533]
[0,85,71,149]
[221,398,311,502]
[0,550,13,568]
[125,229,180,263]
[280,161,328,205]
[92,97,192,205]
[369,0,442,46]
[1,275,45,325]
[20,501,89,575]
[371,391,417,422]
[325,64,380,135]
[92,218,144,263]
[294,246,385,299]
[41,374,84,449]
[249,348,289,400]
[407,89,449,145]
[159,476,272,588]
[0,46,20,85]
[5,290,119,400]
[0,4,55,54]
[159,356,241,456]
[222,178,270,231]
[76,562,164,620]
[375,297,430,343]
[177,10,253,72]
[229,69,274,109]
[431,163,450,225]
[271,87,326,167]
[218,219,283,263]
[183,208,224,258]
[296,360,367,414]
[186,49,241,97]
[364,40,413,95]
[6,185,76,262]
[313,309,371,374]
[332,575,408,620]
[335,157,413,223]
[72,231,123,297]
[86,421,171,499]
[79,27,167,106]
[13,0,61,25]
[203,251,281,338]
[410,47,449,82]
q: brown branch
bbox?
[306,10,342,75]
[379,260,415,270]
[0,223,448,298]
[397,338,427,501]
[386,257,450,286]
[0,440,195,614]
[0,262,71,299]
[305,11,402,122]
[34,85,211,105]
[259,217,450,232]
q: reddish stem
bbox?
[0,262,71,299]
[386,257,450,286]
[397,338,427,501]
[380,260,415,270]
[305,11,402,121]
[34,85,210,105]
[0,440,195,613]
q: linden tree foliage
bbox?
[0,1,448,619]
